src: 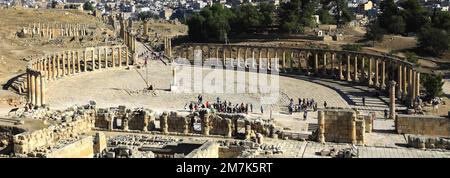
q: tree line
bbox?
[187,0,352,43]
[365,0,450,56]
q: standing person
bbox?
[189,102,193,112]
[250,104,253,113]
[260,105,264,114]
[303,110,308,120]
[362,97,366,106]
[384,109,388,119]
[245,104,249,114]
[324,101,328,108]
[205,101,209,108]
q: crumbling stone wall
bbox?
[13,110,95,154]
[396,114,450,136]
[406,135,450,150]
[317,108,366,145]
[167,112,190,134]
[185,141,220,158]
[95,106,155,132]
[45,136,94,158]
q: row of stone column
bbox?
[123,30,136,53]
[24,23,90,39]
[26,70,46,107]
[27,45,130,106]
[181,45,420,106]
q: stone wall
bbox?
[13,110,96,154]
[406,135,450,150]
[45,136,94,158]
[185,141,220,158]
[317,108,367,145]
[396,114,450,136]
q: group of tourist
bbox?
[287,98,322,114]
[185,95,258,114]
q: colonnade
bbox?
[22,23,91,39]
[179,44,420,106]
[26,45,131,107]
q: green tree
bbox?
[186,4,234,42]
[399,0,430,34]
[278,0,319,33]
[258,2,277,26]
[387,15,406,34]
[364,20,385,46]
[422,74,444,100]
[431,11,450,33]
[83,1,95,11]
[231,4,261,35]
[417,27,450,56]
[404,52,418,64]
[318,8,334,24]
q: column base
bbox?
[170,85,178,93]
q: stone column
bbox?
[118,46,122,67]
[222,47,226,67]
[97,48,101,69]
[27,73,31,103]
[258,48,262,69]
[415,72,420,99]
[403,65,407,98]
[56,53,61,77]
[381,60,386,88]
[91,50,95,71]
[83,50,87,72]
[318,110,325,143]
[412,70,417,100]
[104,48,108,68]
[368,58,373,86]
[77,51,80,73]
[350,112,357,144]
[160,112,168,135]
[248,48,254,68]
[361,57,365,80]
[408,68,414,105]
[314,52,319,74]
[112,47,116,67]
[46,57,51,80]
[40,74,45,106]
[62,53,66,76]
[322,53,327,76]
[347,54,351,81]
[282,50,286,72]
[339,56,344,80]
[266,48,271,70]
[215,47,219,65]
[52,55,56,80]
[71,51,75,74]
[35,74,41,106]
[201,111,210,136]
[126,47,129,66]
[397,65,403,98]
[389,81,396,119]
[331,53,335,75]
[30,73,36,105]
[375,59,380,87]
[354,55,358,81]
